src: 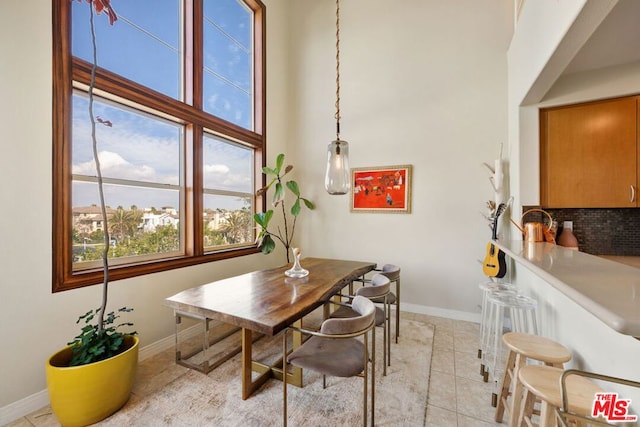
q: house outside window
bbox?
[53,0,266,292]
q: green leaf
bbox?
[264,210,274,224]
[273,182,284,205]
[291,199,301,216]
[260,234,276,254]
[254,212,266,227]
[257,177,277,196]
[301,198,315,210]
[286,180,300,197]
[254,233,264,247]
[67,308,136,366]
[275,153,285,174]
[254,210,273,228]
[262,166,276,175]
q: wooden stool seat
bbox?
[503,332,572,364]
[518,365,604,426]
[495,332,571,426]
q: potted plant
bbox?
[45,310,138,427]
[254,153,315,263]
[46,2,138,425]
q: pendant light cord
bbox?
[335,0,341,140]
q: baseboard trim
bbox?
[0,389,50,426]
[402,302,481,324]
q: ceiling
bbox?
[562,0,640,75]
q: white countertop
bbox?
[598,255,640,270]
[493,241,640,338]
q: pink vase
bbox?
[557,225,579,250]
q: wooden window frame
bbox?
[52,0,267,292]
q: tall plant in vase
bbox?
[68,0,136,366]
[46,2,138,425]
[254,153,315,263]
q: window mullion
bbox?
[190,0,203,256]
[253,2,265,136]
[190,124,203,256]
[192,0,203,111]
[183,0,194,106]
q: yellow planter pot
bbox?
[46,335,139,427]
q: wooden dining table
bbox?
[164,257,376,399]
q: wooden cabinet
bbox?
[540,96,639,208]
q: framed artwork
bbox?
[351,165,412,213]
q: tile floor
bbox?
[9,312,505,427]
[408,312,505,427]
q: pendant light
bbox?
[324,0,351,195]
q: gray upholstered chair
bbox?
[331,273,391,375]
[353,264,401,343]
[282,295,376,427]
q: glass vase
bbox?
[285,247,309,278]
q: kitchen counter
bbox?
[598,255,640,270]
[493,241,640,338]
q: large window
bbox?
[53,0,266,291]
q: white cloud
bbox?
[73,151,157,182]
[204,163,230,175]
[203,163,251,192]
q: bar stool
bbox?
[477,281,517,375]
[556,370,640,426]
[483,292,538,385]
[518,365,603,427]
[495,332,571,426]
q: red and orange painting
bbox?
[351,165,412,213]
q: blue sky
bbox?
[71,0,254,211]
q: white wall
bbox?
[287,0,514,318]
[0,0,290,413]
[1,0,516,420]
[542,61,640,107]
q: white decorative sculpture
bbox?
[285,247,309,278]
[483,143,504,204]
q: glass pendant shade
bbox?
[324,139,350,195]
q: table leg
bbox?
[241,328,255,400]
[174,311,242,374]
[289,320,302,386]
[240,321,303,400]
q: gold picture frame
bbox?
[351,165,412,213]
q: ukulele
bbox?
[482,203,507,278]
